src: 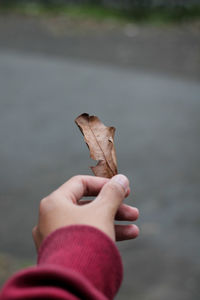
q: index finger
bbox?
[58,175,109,204]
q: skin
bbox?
[32,174,139,251]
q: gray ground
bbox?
[0,14,200,300]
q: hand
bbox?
[32,174,139,251]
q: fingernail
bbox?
[112,174,129,192]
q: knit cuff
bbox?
[38,225,123,299]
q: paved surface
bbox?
[0,14,200,300]
[0,14,200,80]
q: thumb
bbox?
[95,174,129,216]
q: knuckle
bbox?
[49,190,61,200]
[39,195,54,213]
[108,181,125,196]
[39,190,63,214]
[70,175,82,183]
[39,197,49,212]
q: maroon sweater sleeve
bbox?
[0,225,123,300]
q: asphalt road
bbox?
[0,14,200,80]
[0,15,200,300]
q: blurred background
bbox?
[0,1,200,299]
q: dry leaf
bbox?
[75,113,118,178]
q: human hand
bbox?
[32,174,139,251]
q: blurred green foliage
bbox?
[1,1,200,24]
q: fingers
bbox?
[58,175,109,203]
[115,204,139,221]
[115,224,139,241]
[47,175,129,205]
[78,188,130,206]
[95,174,129,216]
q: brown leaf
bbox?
[75,113,118,178]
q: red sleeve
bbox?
[0,225,123,300]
